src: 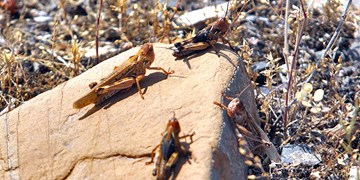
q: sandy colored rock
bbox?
[0,43,257,179]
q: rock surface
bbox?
[0,43,257,179]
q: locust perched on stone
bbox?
[73,43,174,109]
[214,95,281,163]
[146,113,195,180]
[172,3,234,58]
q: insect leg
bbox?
[219,35,234,50]
[146,144,161,165]
[165,152,179,169]
[179,132,195,142]
[222,94,235,101]
[213,101,231,111]
[208,42,220,57]
[174,39,193,49]
[134,75,145,99]
[95,77,136,95]
[147,67,175,75]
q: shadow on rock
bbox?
[164,140,194,180]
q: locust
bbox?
[172,3,234,58]
[146,113,195,180]
[73,43,174,109]
[214,95,281,163]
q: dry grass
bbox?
[0,0,358,178]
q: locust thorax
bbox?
[227,98,241,118]
[139,43,155,68]
[215,17,229,35]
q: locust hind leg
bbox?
[174,39,193,50]
[148,148,162,176]
[165,152,179,168]
[95,77,136,95]
[158,152,179,179]
[145,144,161,165]
[95,75,146,100]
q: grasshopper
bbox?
[73,43,174,109]
[214,95,281,163]
[146,113,195,180]
[172,3,234,58]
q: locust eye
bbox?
[147,44,153,51]
[143,60,150,66]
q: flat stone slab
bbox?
[0,43,257,179]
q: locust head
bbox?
[166,114,181,140]
[215,17,229,35]
[139,43,155,68]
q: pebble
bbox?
[252,61,267,72]
[280,144,321,166]
[33,16,53,23]
[349,166,359,180]
[175,2,227,27]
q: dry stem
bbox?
[283,0,307,139]
[304,0,352,84]
[95,0,103,64]
[283,0,290,70]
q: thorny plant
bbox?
[259,53,281,124]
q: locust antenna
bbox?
[226,0,248,38]
[172,111,176,119]
[231,1,248,27]
[172,111,192,120]
[225,0,230,18]
[236,84,252,97]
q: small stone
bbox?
[349,166,359,180]
[281,144,321,166]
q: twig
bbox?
[95,0,103,64]
[283,0,290,71]
[283,0,307,139]
[304,0,352,84]
[51,20,59,63]
[118,0,123,35]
